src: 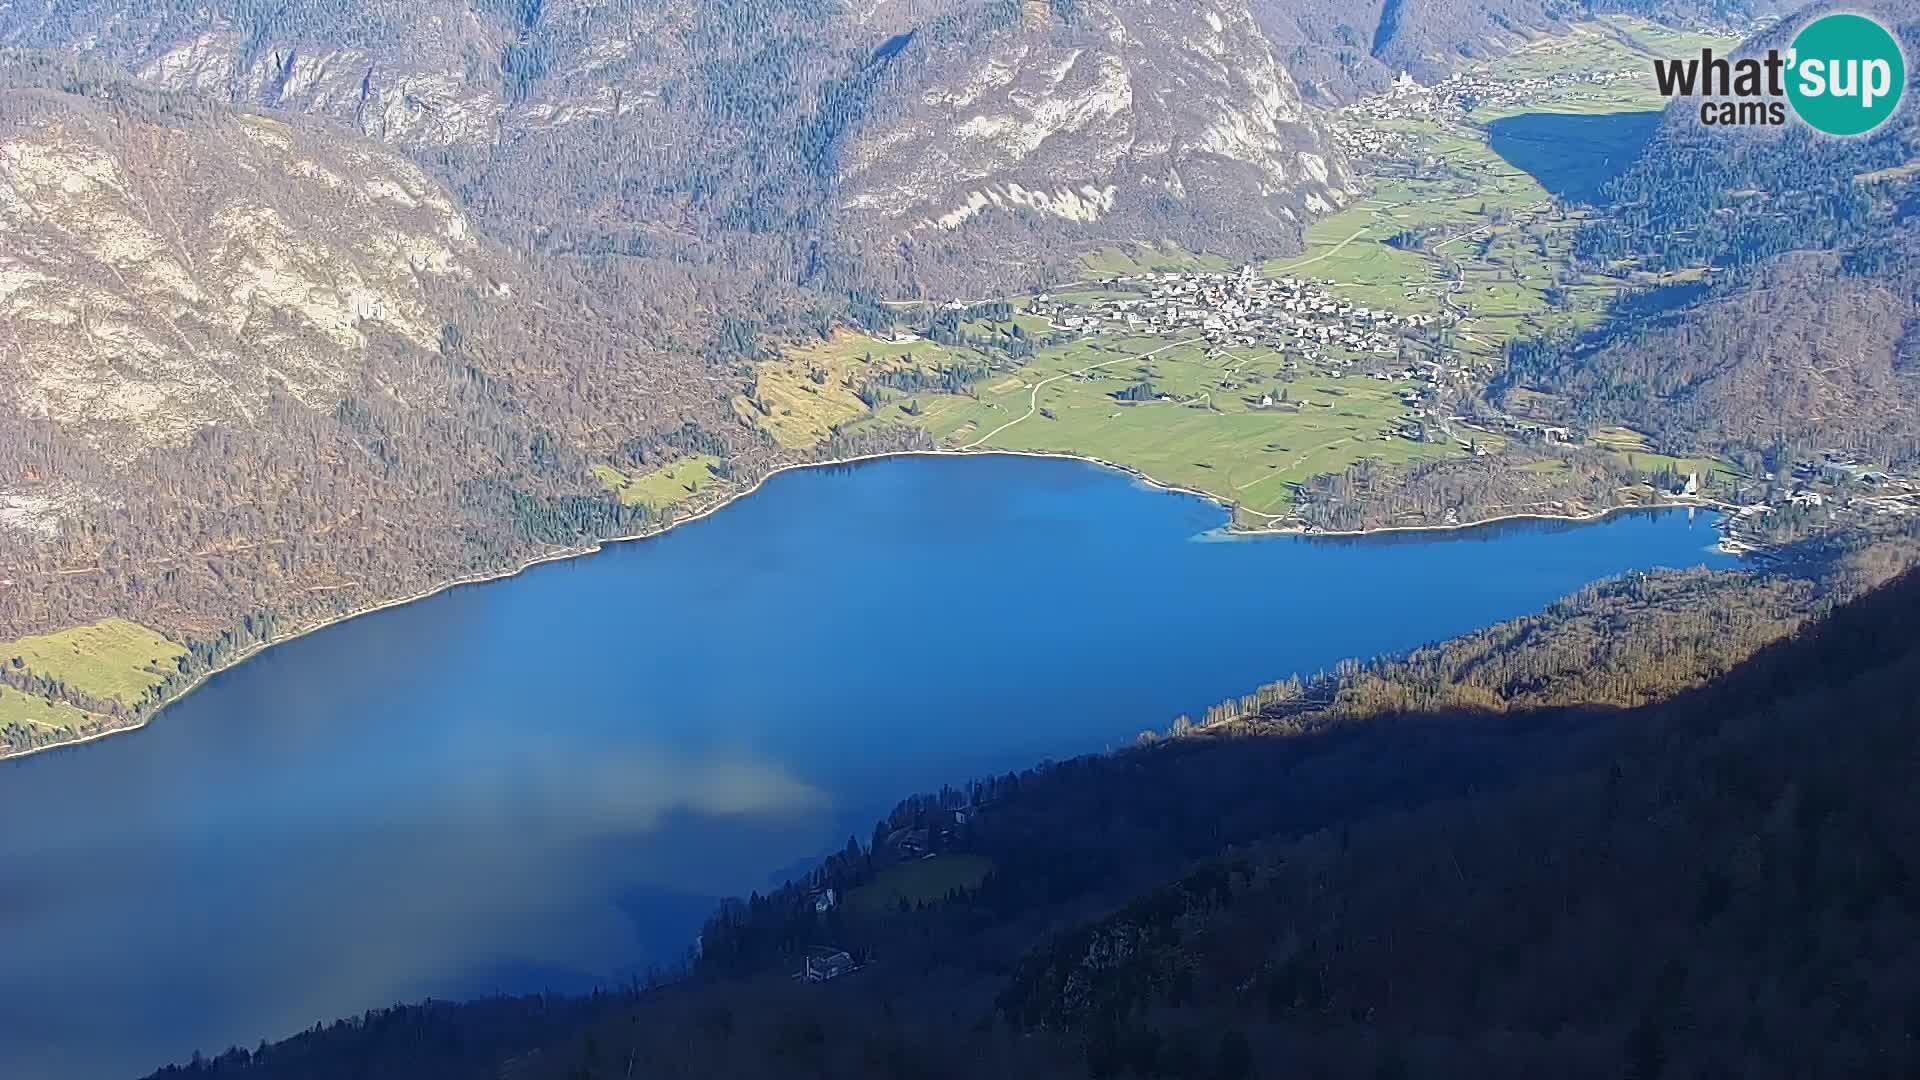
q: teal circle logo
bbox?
[1787,13,1906,136]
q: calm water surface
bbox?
[0,454,1734,1077]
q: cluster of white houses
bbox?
[1342,67,1641,124]
[1720,456,1919,553]
[1029,266,1446,369]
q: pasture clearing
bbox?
[0,684,104,736]
[596,456,725,510]
[890,335,1453,517]
[850,854,996,913]
[737,330,998,449]
[2,618,187,709]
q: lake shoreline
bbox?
[0,447,1723,764]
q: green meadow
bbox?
[0,683,104,737]
[1592,426,1739,483]
[863,335,1450,519]
[1466,17,1739,120]
[1257,127,1608,364]
[2,618,187,710]
[1256,16,1741,365]
[726,17,1748,527]
[850,854,995,913]
[736,330,1000,449]
[596,455,726,510]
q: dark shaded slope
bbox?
[1486,110,1663,201]
[1001,563,1920,1079]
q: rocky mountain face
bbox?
[0,0,1812,649]
[0,0,1356,291]
[0,0,1799,288]
[0,0,1377,652]
[1249,0,1793,103]
[1250,0,1552,100]
[0,52,738,642]
[837,0,1357,248]
[0,59,477,452]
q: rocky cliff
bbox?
[0,56,479,452]
[840,0,1356,241]
[1,0,1356,283]
[0,52,733,647]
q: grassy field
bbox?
[737,330,998,449]
[1261,17,1742,363]
[849,854,995,913]
[1591,427,1737,482]
[1466,17,1738,120]
[1257,133,1601,363]
[869,334,1451,518]
[0,683,104,736]
[1263,202,1447,314]
[595,456,724,510]
[1485,111,1662,201]
[1612,450,1737,481]
[2,618,186,709]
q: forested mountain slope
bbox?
[997,561,1920,1079]
[142,536,1920,1078]
[1498,0,1920,467]
[0,0,1479,755]
[0,53,753,681]
[1,54,485,451]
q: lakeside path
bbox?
[960,337,1201,450]
[0,445,1729,765]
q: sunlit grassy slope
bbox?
[2,618,186,709]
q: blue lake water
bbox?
[0,453,1735,1078]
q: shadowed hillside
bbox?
[1486,110,1662,201]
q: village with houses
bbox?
[807,14,1917,556]
[1341,65,1640,127]
[1019,263,1479,449]
[1004,264,1920,553]
[1716,453,1920,555]
[1324,65,1644,160]
[1029,265,1443,362]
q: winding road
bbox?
[1268,225,1375,273]
[960,337,1200,450]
